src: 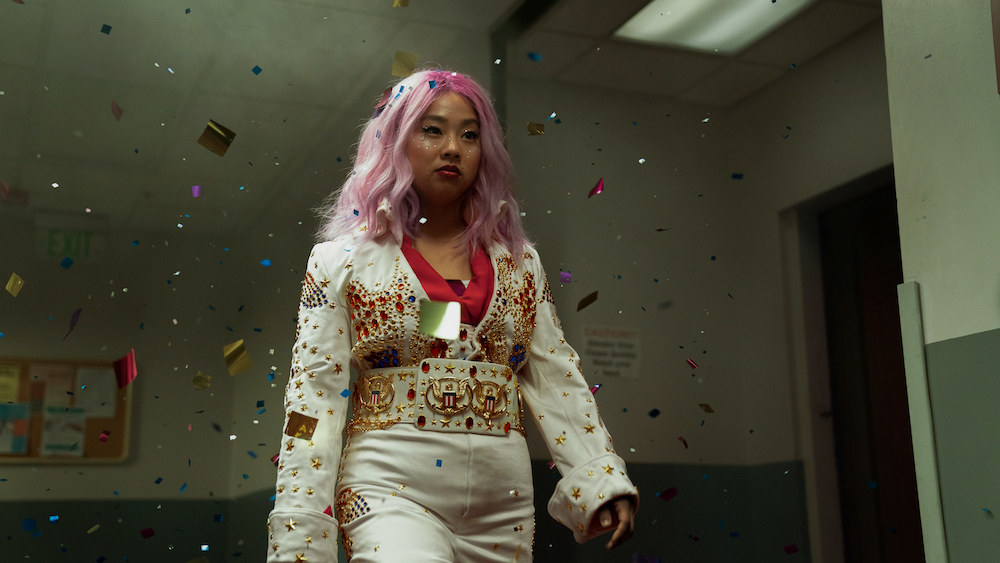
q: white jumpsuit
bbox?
[266,232,638,562]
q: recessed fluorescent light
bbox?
[614,0,816,55]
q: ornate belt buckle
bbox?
[356,374,395,414]
[470,380,508,420]
[426,377,470,416]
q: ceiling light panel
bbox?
[614,0,817,55]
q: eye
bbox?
[421,125,442,135]
[462,130,479,140]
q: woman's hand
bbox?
[595,496,635,549]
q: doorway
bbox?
[816,177,925,562]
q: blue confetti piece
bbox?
[256,400,265,407]
[253,327,262,333]
[260,259,272,267]
[241,473,249,480]
[868,481,878,489]
[790,63,797,69]
[0,332,4,338]
[251,65,262,75]
[100,24,112,35]
[648,408,660,418]
[131,240,139,246]
[527,52,542,61]
[340,389,351,397]
[180,482,188,492]
[731,173,744,179]
[435,459,442,467]
[155,477,163,484]
[257,408,266,414]
[23,518,36,531]
[185,8,191,14]
[248,451,258,458]
[428,80,437,89]
[60,257,74,269]
[214,514,223,522]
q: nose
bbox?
[440,134,459,159]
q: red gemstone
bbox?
[407,388,416,401]
[459,328,467,341]
[469,366,477,377]
[395,302,404,312]
[504,422,511,434]
[421,362,430,373]
[417,415,426,428]
[465,417,474,429]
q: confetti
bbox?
[192,185,201,198]
[0,178,8,200]
[223,340,252,376]
[260,258,272,267]
[576,291,598,311]
[192,371,211,390]
[22,518,36,531]
[87,524,100,534]
[197,119,236,157]
[559,271,572,283]
[114,348,137,388]
[340,389,351,398]
[435,459,442,467]
[284,412,319,440]
[527,52,543,61]
[5,272,25,297]
[589,383,602,394]
[731,173,744,179]
[392,0,409,6]
[657,487,679,501]
[392,50,419,77]
[99,430,110,442]
[63,307,83,340]
[251,65,262,75]
[418,299,460,340]
[588,177,604,198]
[60,256,74,269]
[526,122,544,135]
[698,403,715,413]
[686,359,699,369]
[677,436,688,449]
[100,24,112,35]
[648,408,660,418]
[140,527,155,539]
[110,100,124,121]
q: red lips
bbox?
[437,165,459,173]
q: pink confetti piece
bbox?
[546,460,556,470]
[139,527,155,539]
[111,100,123,121]
[678,436,688,449]
[99,430,111,442]
[113,348,137,388]
[686,358,699,368]
[192,185,201,198]
[63,308,83,340]
[588,177,604,198]
[590,383,602,394]
[658,487,679,501]
[324,505,334,517]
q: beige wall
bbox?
[883,0,1000,345]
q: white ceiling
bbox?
[0,0,881,240]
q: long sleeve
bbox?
[267,241,353,562]
[518,248,639,543]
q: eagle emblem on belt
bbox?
[356,374,395,414]
[470,380,508,420]
[427,377,470,416]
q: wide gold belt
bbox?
[347,358,525,437]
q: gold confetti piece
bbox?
[196,119,236,156]
[418,299,460,340]
[5,272,25,297]
[527,122,544,135]
[223,339,252,376]
[576,290,598,311]
[192,371,212,390]
[699,403,715,413]
[87,524,100,534]
[285,411,319,440]
[392,0,409,6]
[392,50,419,77]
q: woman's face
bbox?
[405,91,482,213]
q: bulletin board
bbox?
[0,358,132,464]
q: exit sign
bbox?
[35,214,107,263]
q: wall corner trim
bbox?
[897,280,950,562]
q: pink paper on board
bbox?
[111,100,124,121]
[588,177,604,198]
[114,348,137,388]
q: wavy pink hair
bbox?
[315,68,530,258]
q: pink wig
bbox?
[315,69,531,258]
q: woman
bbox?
[267,69,638,562]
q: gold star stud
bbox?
[285,518,298,531]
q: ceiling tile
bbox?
[508,31,597,80]
[540,0,651,38]
[673,61,786,107]
[739,0,882,67]
[558,40,726,98]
